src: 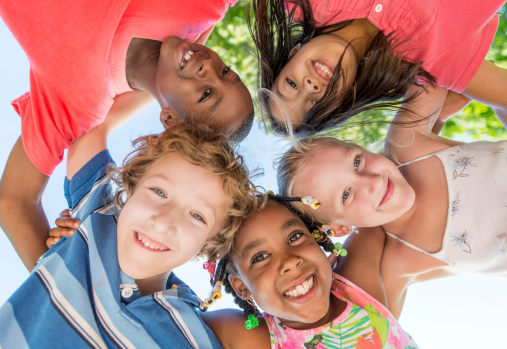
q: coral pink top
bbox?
[289,0,502,92]
[0,0,237,175]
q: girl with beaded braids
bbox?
[199,195,419,348]
[248,0,507,136]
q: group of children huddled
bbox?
[0,0,506,348]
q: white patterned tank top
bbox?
[386,141,507,278]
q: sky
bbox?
[1,17,507,349]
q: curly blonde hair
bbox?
[107,123,263,259]
[277,136,364,225]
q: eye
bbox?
[343,188,350,203]
[354,156,360,171]
[288,231,304,244]
[251,252,268,264]
[151,188,166,198]
[199,88,211,102]
[286,78,297,90]
[221,66,231,77]
[191,212,206,223]
[312,101,317,105]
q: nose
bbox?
[196,57,216,79]
[304,77,321,94]
[278,254,304,275]
[359,172,384,196]
[149,202,180,235]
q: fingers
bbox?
[55,216,80,229]
[46,225,76,248]
[59,209,71,217]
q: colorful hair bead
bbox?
[301,196,320,209]
[244,314,259,330]
[203,281,223,307]
[333,242,348,257]
[203,260,216,279]
[311,230,326,242]
[322,225,335,237]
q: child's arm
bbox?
[334,226,388,307]
[385,85,466,163]
[463,60,507,127]
[0,90,153,271]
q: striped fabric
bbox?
[0,150,222,349]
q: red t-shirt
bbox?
[289,0,502,92]
[0,0,237,175]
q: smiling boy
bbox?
[0,112,259,347]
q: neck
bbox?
[135,270,172,297]
[126,37,162,97]
[330,18,380,63]
[278,293,347,330]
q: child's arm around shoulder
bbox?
[200,309,271,349]
[334,226,388,308]
[386,85,465,164]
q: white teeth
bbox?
[314,62,333,79]
[284,275,315,297]
[184,53,191,60]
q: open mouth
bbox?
[134,231,170,252]
[379,178,394,207]
[312,61,333,81]
[284,274,315,298]
[181,50,198,69]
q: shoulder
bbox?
[201,309,271,349]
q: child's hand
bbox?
[432,90,472,134]
[46,209,80,248]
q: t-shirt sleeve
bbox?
[11,69,96,176]
[63,150,115,223]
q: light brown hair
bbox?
[277,136,363,224]
[107,123,263,259]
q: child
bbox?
[276,85,507,318]
[0,0,254,270]
[200,197,419,348]
[249,0,506,135]
[0,110,260,347]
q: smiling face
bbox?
[293,144,415,228]
[156,37,253,135]
[230,201,333,327]
[270,35,359,129]
[116,152,231,280]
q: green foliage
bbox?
[207,3,507,144]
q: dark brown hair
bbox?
[247,0,436,136]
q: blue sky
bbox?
[1,17,506,348]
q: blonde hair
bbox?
[277,136,364,224]
[107,123,263,259]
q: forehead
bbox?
[234,202,303,248]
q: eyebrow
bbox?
[206,94,224,114]
[281,218,305,231]
[150,173,172,182]
[241,239,266,259]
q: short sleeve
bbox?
[64,150,115,222]
[12,70,98,176]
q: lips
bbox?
[134,231,170,252]
[177,41,199,70]
[379,177,394,207]
[311,60,334,82]
[282,274,318,303]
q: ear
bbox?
[228,274,251,300]
[159,108,182,129]
[322,224,353,237]
[288,43,302,59]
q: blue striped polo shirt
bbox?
[0,150,222,349]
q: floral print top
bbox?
[263,273,419,349]
[387,141,507,278]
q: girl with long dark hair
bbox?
[249,0,506,136]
